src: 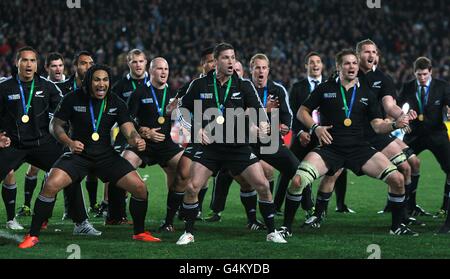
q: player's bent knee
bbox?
[291,162,319,194]
[377,164,398,182]
[390,152,407,167]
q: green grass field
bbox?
[0,151,449,259]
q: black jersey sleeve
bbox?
[367,90,383,121]
[302,86,322,112]
[48,80,63,113]
[53,93,74,122]
[116,97,133,126]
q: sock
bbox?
[85,179,98,209]
[409,174,420,208]
[274,174,289,212]
[258,200,276,233]
[269,180,275,194]
[301,184,314,211]
[388,192,406,231]
[68,183,88,224]
[24,175,38,207]
[182,202,199,233]
[30,195,56,237]
[197,187,208,212]
[334,170,348,210]
[240,190,257,223]
[210,170,233,213]
[441,180,450,211]
[129,196,148,235]
[2,183,17,221]
[315,191,332,219]
[283,191,302,231]
[165,191,184,225]
[404,181,413,213]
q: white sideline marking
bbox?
[0,230,22,243]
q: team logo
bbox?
[108,108,118,115]
[372,81,382,88]
[360,98,369,106]
[73,106,87,112]
[323,92,337,98]
[200,93,213,99]
[231,92,242,100]
[35,91,44,98]
[7,94,20,101]
[141,98,154,104]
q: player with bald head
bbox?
[122,57,185,233]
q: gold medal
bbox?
[21,115,30,123]
[91,132,100,142]
[418,114,424,121]
[216,115,225,125]
[344,118,352,127]
[158,116,165,125]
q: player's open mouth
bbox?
[96,89,106,95]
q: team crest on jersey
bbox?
[108,108,118,115]
[142,98,154,104]
[323,92,337,98]
[372,81,382,88]
[73,106,87,112]
[7,94,20,101]
[359,98,369,106]
[200,93,213,99]
[35,91,44,98]
[122,91,132,98]
[231,92,241,100]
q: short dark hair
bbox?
[74,50,93,66]
[213,43,234,59]
[45,52,64,68]
[335,49,358,66]
[200,46,214,64]
[414,57,432,72]
[356,39,378,54]
[304,52,322,65]
[16,46,38,62]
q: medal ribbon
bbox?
[89,98,106,134]
[149,83,167,117]
[213,71,232,114]
[17,76,35,116]
[339,84,357,119]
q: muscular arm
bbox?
[120,122,146,150]
[370,115,408,134]
[382,95,404,119]
[49,117,72,146]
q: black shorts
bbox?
[53,150,135,185]
[181,142,198,161]
[404,132,450,173]
[0,139,63,181]
[367,134,396,151]
[113,133,128,154]
[289,134,319,161]
[252,143,300,178]
[313,144,378,176]
[127,141,183,168]
[192,144,259,176]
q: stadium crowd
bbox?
[0,0,449,89]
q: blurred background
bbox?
[0,0,449,90]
